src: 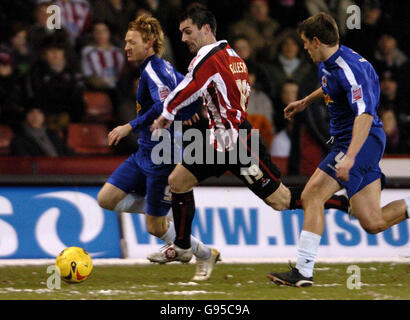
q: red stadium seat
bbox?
[0,125,14,155]
[67,123,112,154]
[83,91,113,122]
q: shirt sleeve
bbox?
[129,72,169,131]
[336,57,379,117]
[162,59,217,120]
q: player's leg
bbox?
[233,121,349,212]
[268,169,342,287]
[350,179,409,234]
[167,163,198,252]
[97,156,146,213]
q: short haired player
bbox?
[268,13,410,287]
[151,8,350,266]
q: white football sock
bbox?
[405,197,410,219]
[295,230,321,278]
[114,193,146,214]
[162,221,211,259]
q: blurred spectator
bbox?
[10,107,73,156]
[379,70,408,114]
[343,0,386,60]
[54,0,92,46]
[270,119,293,157]
[26,38,85,133]
[229,0,279,63]
[28,2,73,63]
[231,34,275,100]
[267,31,316,102]
[373,33,408,76]
[274,79,298,131]
[247,65,274,125]
[5,22,33,76]
[285,80,330,176]
[270,0,309,30]
[81,21,125,90]
[306,0,356,36]
[0,47,26,127]
[90,0,137,47]
[247,65,275,148]
[379,106,402,154]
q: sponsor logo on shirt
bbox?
[351,85,363,103]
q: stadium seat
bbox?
[0,125,14,155]
[67,123,112,154]
[83,91,113,122]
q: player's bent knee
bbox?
[146,222,166,238]
[97,192,116,211]
[362,220,386,234]
[168,173,190,193]
[264,184,290,211]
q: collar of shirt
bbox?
[197,40,227,57]
[323,45,345,68]
[139,54,158,72]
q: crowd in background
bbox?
[0,0,409,176]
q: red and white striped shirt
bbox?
[163,40,251,151]
[55,0,91,43]
[81,45,125,88]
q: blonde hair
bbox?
[128,15,164,56]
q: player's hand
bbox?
[284,98,309,120]
[335,155,355,182]
[108,124,132,146]
[150,115,172,132]
[183,113,200,126]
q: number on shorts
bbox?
[241,164,263,185]
[335,151,345,165]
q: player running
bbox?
[268,13,410,287]
[150,7,350,265]
[97,15,219,281]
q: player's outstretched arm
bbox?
[284,87,323,120]
[336,113,373,181]
[150,114,173,131]
[108,124,132,146]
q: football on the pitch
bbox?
[55,247,93,283]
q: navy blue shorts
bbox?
[318,128,386,199]
[107,149,174,217]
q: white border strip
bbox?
[0,257,409,266]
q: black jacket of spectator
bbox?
[26,60,85,121]
[10,127,73,156]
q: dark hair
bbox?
[179,7,217,36]
[297,12,339,46]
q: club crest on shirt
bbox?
[136,101,141,114]
[351,85,363,103]
[321,75,327,87]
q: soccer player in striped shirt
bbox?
[151,8,350,266]
[268,13,410,287]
